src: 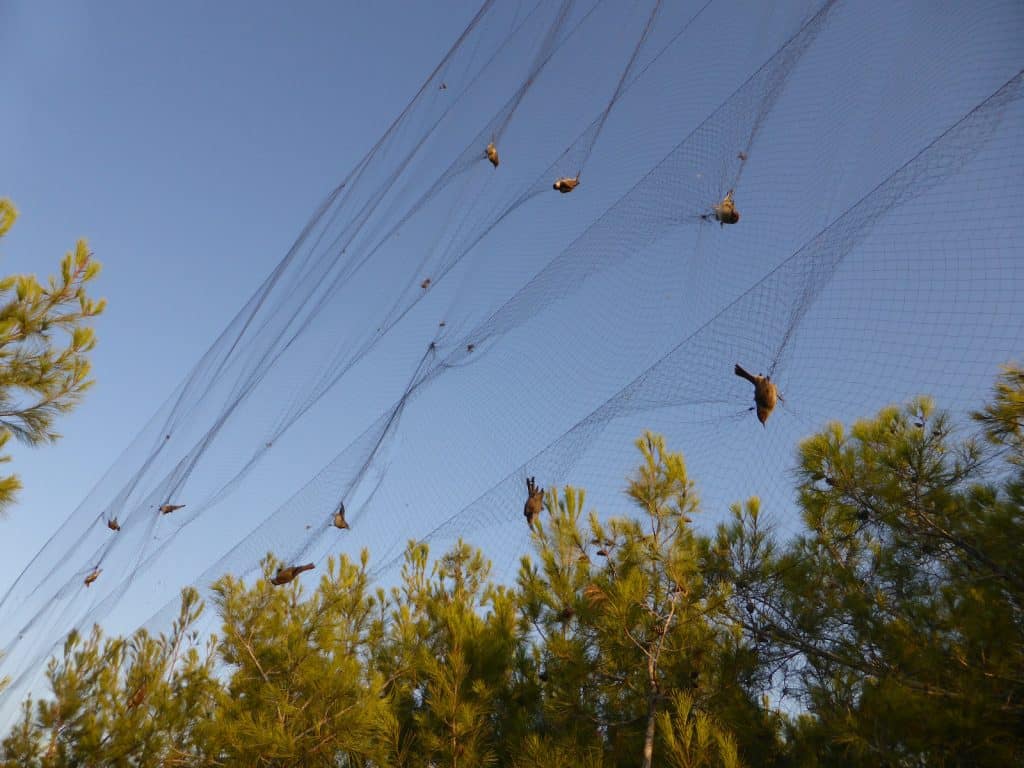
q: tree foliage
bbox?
[0,198,105,515]
[3,366,1022,766]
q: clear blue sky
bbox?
[0,0,1021,722]
[0,0,481,590]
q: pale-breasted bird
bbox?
[553,175,580,194]
[485,142,499,168]
[702,190,740,227]
[333,501,350,530]
[271,563,315,586]
[84,567,101,587]
[524,476,544,530]
[159,504,185,515]
[734,363,778,426]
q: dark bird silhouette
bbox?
[159,504,185,515]
[84,568,101,587]
[485,142,499,168]
[524,476,544,530]
[701,190,740,227]
[333,501,350,530]
[421,277,432,290]
[439,82,447,90]
[271,563,315,586]
[734,363,778,426]
[107,518,121,532]
[553,175,580,194]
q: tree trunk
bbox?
[642,693,657,768]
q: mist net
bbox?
[1,0,1022,721]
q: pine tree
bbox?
[0,588,217,767]
[716,372,1024,766]
[4,369,1021,764]
[206,552,394,766]
[375,540,522,767]
[0,198,105,515]
[517,433,749,768]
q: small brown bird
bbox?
[107,518,121,532]
[84,567,101,587]
[737,151,748,162]
[466,343,475,353]
[524,476,544,530]
[332,501,350,530]
[734,363,778,426]
[271,563,315,586]
[159,504,185,515]
[127,685,147,710]
[702,190,740,227]
[553,175,580,194]
[421,277,432,290]
[439,82,447,90]
[485,141,499,168]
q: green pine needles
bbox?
[0,198,105,515]
[2,366,1022,767]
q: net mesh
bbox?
[1,0,1022,722]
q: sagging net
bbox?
[1,0,1022,722]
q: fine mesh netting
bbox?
[1,0,1022,722]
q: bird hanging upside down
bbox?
[271,563,315,586]
[553,175,580,194]
[333,501,350,530]
[107,518,121,532]
[485,142,499,168]
[702,190,740,226]
[734,363,779,426]
[84,568,101,587]
[524,476,544,530]
[159,504,185,515]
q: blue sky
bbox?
[0,0,482,590]
[0,0,1021,721]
